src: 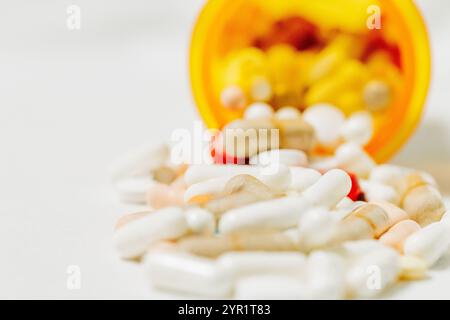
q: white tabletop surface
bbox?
[0,0,449,299]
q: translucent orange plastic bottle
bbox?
[190,0,431,163]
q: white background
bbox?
[0,0,449,299]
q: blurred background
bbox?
[0,0,449,299]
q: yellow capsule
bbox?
[306,35,363,85]
[222,47,269,92]
[334,90,364,116]
[267,45,300,90]
[305,59,370,106]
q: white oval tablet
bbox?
[303,104,345,149]
[244,102,274,120]
[340,111,373,146]
[275,106,301,120]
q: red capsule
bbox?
[210,134,248,165]
[346,171,366,201]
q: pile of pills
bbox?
[219,30,400,115]
[110,102,449,299]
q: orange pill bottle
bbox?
[189,0,431,162]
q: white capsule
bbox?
[302,169,352,208]
[244,102,274,120]
[114,177,155,204]
[283,228,301,244]
[250,149,308,167]
[184,177,229,203]
[113,207,188,259]
[235,275,308,300]
[298,208,339,252]
[340,240,390,258]
[185,164,252,185]
[109,143,169,181]
[370,165,437,189]
[335,143,376,178]
[289,167,322,192]
[185,207,215,235]
[303,104,345,149]
[143,252,232,298]
[184,164,291,193]
[335,197,354,209]
[307,251,346,300]
[403,222,450,267]
[340,111,373,146]
[219,196,310,234]
[346,246,400,298]
[218,252,306,279]
[274,106,302,120]
[419,171,438,187]
[360,180,400,205]
[369,164,408,186]
[250,77,273,102]
[309,156,340,172]
[257,164,292,192]
[333,201,367,220]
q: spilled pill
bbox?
[303,103,345,149]
[335,142,376,178]
[218,251,306,278]
[178,232,298,257]
[235,275,308,300]
[302,169,352,208]
[360,180,400,206]
[185,207,215,235]
[184,164,291,192]
[346,246,400,298]
[113,207,188,259]
[115,177,155,204]
[339,111,373,146]
[109,143,169,181]
[143,252,232,298]
[379,220,421,253]
[205,174,277,215]
[307,251,346,300]
[403,221,450,267]
[219,196,310,234]
[289,167,322,192]
[249,149,308,167]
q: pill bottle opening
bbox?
[190,0,431,163]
